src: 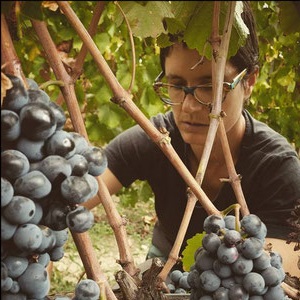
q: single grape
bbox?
[253,251,271,271]
[2,74,29,113]
[3,195,36,225]
[13,223,43,253]
[239,237,263,259]
[44,130,76,159]
[82,146,108,176]
[242,272,265,294]
[240,214,262,237]
[17,262,50,298]
[231,254,254,275]
[224,215,237,230]
[178,273,191,290]
[15,136,45,162]
[3,256,29,279]
[261,266,282,287]
[74,278,100,300]
[223,230,242,247]
[217,244,239,264]
[1,149,30,182]
[269,251,283,269]
[19,102,56,141]
[263,284,285,300]
[213,286,229,299]
[202,232,221,254]
[199,270,221,293]
[13,170,52,199]
[1,214,18,241]
[27,88,51,104]
[228,283,249,300]
[203,215,225,234]
[66,206,94,233]
[1,109,21,142]
[213,259,232,279]
[195,248,215,271]
[67,154,89,176]
[1,177,14,207]
[70,132,89,155]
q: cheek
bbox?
[222,91,244,129]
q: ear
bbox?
[244,67,259,99]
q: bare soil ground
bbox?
[49,196,156,295]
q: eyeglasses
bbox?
[153,68,248,106]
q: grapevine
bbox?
[1,1,299,300]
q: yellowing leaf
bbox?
[181,232,205,271]
[1,72,13,104]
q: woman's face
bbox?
[164,43,249,146]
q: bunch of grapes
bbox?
[1,74,107,298]
[166,269,191,295]
[187,214,287,300]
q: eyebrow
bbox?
[165,73,214,83]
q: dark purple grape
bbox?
[170,269,183,284]
[3,256,29,279]
[49,245,65,262]
[67,154,89,176]
[44,130,76,158]
[28,88,51,104]
[36,155,72,183]
[213,259,232,279]
[263,284,285,300]
[15,137,45,162]
[239,237,263,259]
[13,224,43,253]
[202,232,221,254]
[228,283,249,300]
[2,75,29,113]
[1,177,14,207]
[217,244,239,264]
[1,149,30,182]
[1,215,18,241]
[269,251,283,269]
[66,206,94,233]
[223,230,242,247]
[195,248,215,271]
[48,101,67,130]
[74,278,100,300]
[253,251,271,271]
[179,274,191,290]
[231,254,253,275]
[60,174,98,205]
[261,266,282,286]
[17,262,50,298]
[70,132,89,154]
[82,146,108,176]
[1,109,21,142]
[26,78,39,90]
[42,201,69,231]
[242,272,265,294]
[199,270,221,293]
[3,196,36,225]
[240,214,262,237]
[213,286,229,299]
[35,225,56,254]
[13,170,52,199]
[19,102,57,141]
[203,215,225,234]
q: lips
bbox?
[180,120,209,132]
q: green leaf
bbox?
[278,1,300,34]
[117,1,174,38]
[181,232,205,271]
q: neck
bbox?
[189,114,246,165]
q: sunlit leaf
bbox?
[181,232,205,271]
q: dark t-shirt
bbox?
[105,109,300,256]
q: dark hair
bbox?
[159,1,259,74]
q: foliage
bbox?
[2,1,299,200]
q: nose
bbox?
[181,92,204,113]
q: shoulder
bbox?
[242,109,298,159]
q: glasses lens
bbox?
[194,86,212,104]
[156,85,184,104]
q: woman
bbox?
[85,2,300,276]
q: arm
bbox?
[83,168,123,210]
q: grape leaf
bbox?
[117,1,174,38]
[181,232,205,271]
